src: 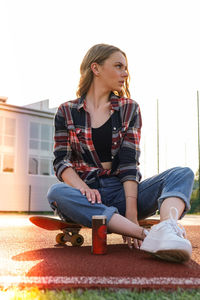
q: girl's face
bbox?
[98,51,128,93]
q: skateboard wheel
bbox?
[71,234,84,247]
[56,233,66,245]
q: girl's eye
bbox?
[116,64,122,69]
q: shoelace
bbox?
[157,207,186,238]
[168,207,186,238]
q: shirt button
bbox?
[111,156,114,159]
[113,127,116,130]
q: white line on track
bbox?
[1,276,200,288]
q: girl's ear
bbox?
[90,62,100,76]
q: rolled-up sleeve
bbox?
[53,105,73,181]
[118,102,142,183]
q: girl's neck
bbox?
[86,83,110,110]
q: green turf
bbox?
[1,288,200,300]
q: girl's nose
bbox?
[122,70,128,77]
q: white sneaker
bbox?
[140,207,192,263]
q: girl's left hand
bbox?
[122,218,142,249]
[122,235,142,249]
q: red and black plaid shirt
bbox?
[53,92,142,185]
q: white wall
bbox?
[0,104,58,211]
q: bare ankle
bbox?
[141,228,148,240]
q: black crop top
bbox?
[92,117,112,162]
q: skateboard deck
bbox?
[29,216,159,246]
[139,218,159,228]
[29,216,84,246]
[30,216,81,230]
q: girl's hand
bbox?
[122,235,142,249]
[122,216,142,249]
[79,187,102,204]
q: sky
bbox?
[0,0,200,178]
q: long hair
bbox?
[76,44,130,98]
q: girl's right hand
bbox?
[79,187,102,204]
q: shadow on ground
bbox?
[12,242,200,278]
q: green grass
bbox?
[1,288,200,300]
[189,188,200,214]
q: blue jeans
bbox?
[47,167,194,228]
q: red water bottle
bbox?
[92,215,107,254]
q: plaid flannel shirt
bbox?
[53,92,142,185]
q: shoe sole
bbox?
[146,249,190,263]
[141,238,192,263]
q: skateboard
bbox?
[29,216,84,247]
[29,216,159,246]
[139,218,159,228]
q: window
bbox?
[3,154,14,172]
[29,122,53,153]
[0,116,3,146]
[29,157,39,175]
[29,157,54,176]
[0,116,16,173]
[28,122,54,176]
[40,158,50,175]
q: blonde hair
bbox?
[76,44,130,98]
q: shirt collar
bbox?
[77,92,121,111]
[77,94,85,111]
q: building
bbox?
[0,97,59,212]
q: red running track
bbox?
[0,215,200,290]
